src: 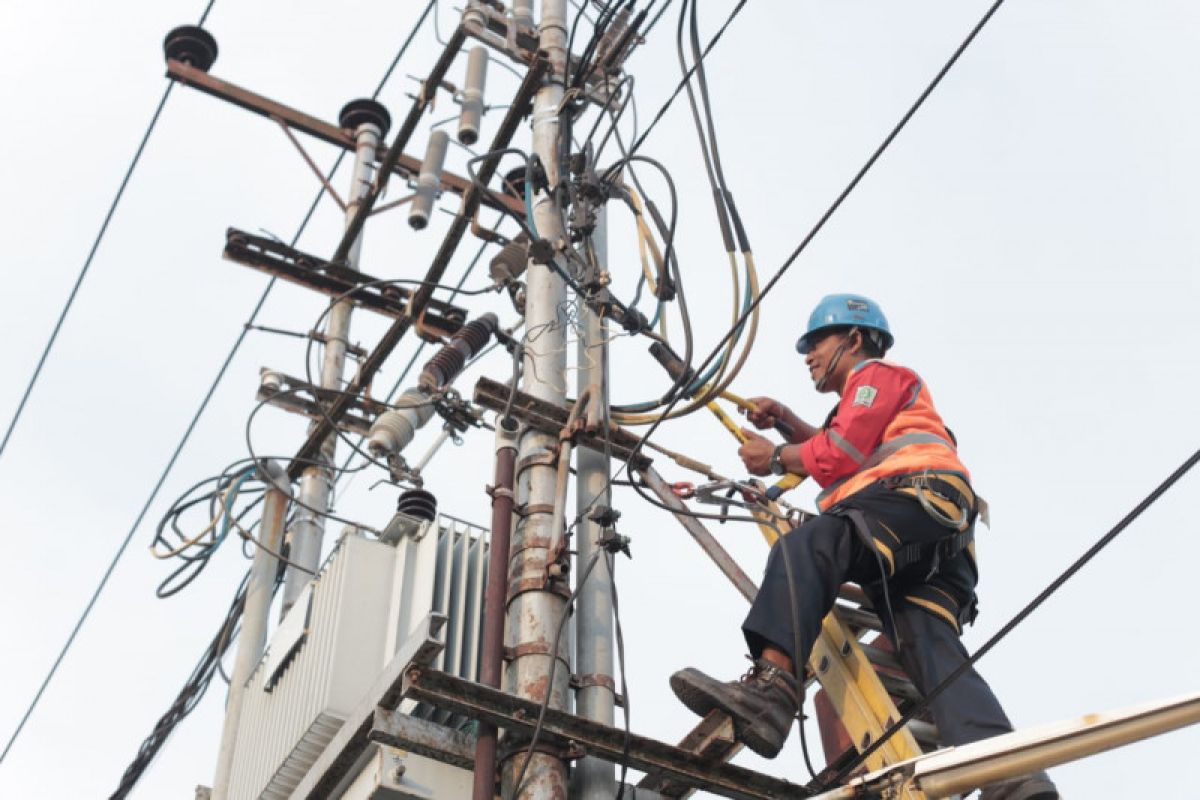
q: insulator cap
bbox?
[368,388,435,457]
[396,488,438,522]
[338,98,392,137]
[163,26,218,72]
[501,166,527,199]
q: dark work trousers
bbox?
[742,483,1014,747]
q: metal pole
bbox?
[573,210,617,798]
[212,465,291,799]
[472,416,520,800]
[501,1,571,796]
[281,112,383,616]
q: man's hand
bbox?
[742,397,787,430]
[738,428,775,476]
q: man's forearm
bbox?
[781,409,819,444]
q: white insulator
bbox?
[367,388,436,457]
[408,130,449,230]
[259,367,284,393]
[512,0,534,30]
[458,47,488,146]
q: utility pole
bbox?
[572,210,617,798]
[502,0,572,796]
[280,101,391,616]
[211,463,291,799]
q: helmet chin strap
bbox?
[814,327,860,393]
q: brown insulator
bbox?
[418,313,499,390]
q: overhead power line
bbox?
[0,0,436,771]
[625,0,1011,457]
[0,0,217,462]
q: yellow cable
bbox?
[150,488,232,559]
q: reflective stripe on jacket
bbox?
[797,360,969,511]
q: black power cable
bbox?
[110,572,251,799]
[0,4,437,772]
[614,0,1013,480]
[0,0,216,463]
[622,0,748,164]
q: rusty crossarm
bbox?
[165,52,524,220]
[223,229,468,340]
[401,666,814,800]
[472,376,653,469]
[286,55,549,480]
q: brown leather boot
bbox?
[978,771,1059,800]
[669,659,800,758]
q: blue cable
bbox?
[215,469,255,548]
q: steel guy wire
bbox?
[0,8,435,769]
[0,0,216,463]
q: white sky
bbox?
[2,1,1199,798]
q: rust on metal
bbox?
[164,58,525,219]
[507,575,569,601]
[516,451,559,476]
[570,673,624,708]
[474,376,652,469]
[513,503,557,518]
[255,368,381,436]
[403,666,813,800]
[224,229,467,341]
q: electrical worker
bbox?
[669,294,1059,800]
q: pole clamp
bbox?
[486,484,514,501]
[570,672,625,708]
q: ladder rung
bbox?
[837,584,873,607]
[859,643,902,672]
[877,670,922,704]
[907,718,940,749]
[833,603,883,632]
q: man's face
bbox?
[804,330,849,393]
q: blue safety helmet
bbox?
[796,293,894,355]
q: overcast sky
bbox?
[2,1,1199,798]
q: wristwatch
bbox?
[769,444,788,476]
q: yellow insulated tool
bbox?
[647,341,803,498]
[703,391,803,497]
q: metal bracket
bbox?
[225,229,468,342]
[164,57,527,219]
[474,376,652,469]
[570,672,625,708]
[256,367,382,436]
[399,666,812,800]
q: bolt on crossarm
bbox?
[281,102,390,616]
[501,0,573,796]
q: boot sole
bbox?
[670,670,790,758]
